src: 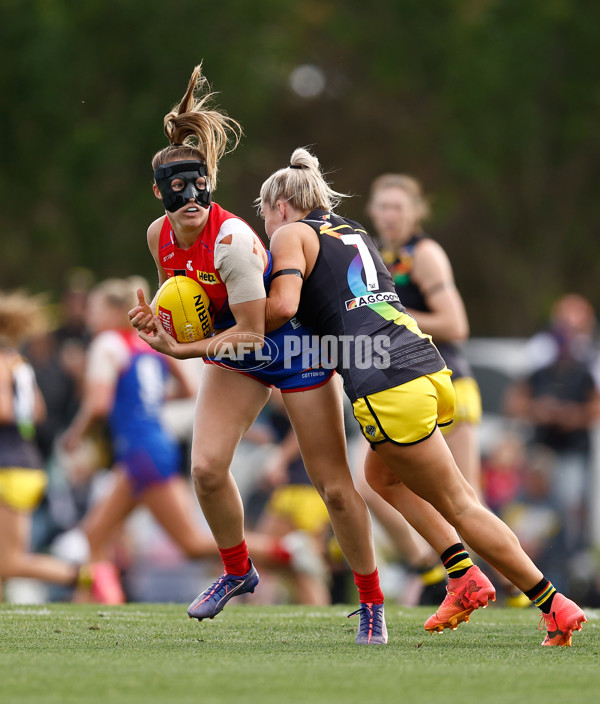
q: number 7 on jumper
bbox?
[340,234,379,292]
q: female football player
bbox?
[352,173,485,603]
[366,173,481,490]
[362,173,529,606]
[255,147,586,646]
[0,291,95,598]
[129,66,386,644]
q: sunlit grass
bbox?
[1,604,598,704]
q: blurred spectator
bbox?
[482,434,585,594]
[53,268,95,345]
[32,268,95,456]
[21,270,96,548]
[499,445,565,589]
[23,331,77,464]
[504,294,600,555]
[482,432,527,514]
[523,293,599,375]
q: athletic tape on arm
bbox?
[214,231,266,305]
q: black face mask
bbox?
[154,160,211,212]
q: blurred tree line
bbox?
[1,0,599,335]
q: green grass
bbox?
[0,603,598,704]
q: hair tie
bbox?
[289,163,305,169]
[172,142,184,147]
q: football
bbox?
[155,276,213,342]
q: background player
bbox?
[355,173,528,605]
[0,291,95,599]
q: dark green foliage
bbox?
[2,1,599,333]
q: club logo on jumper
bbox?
[206,332,279,371]
[345,292,401,311]
[197,271,219,285]
[365,425,377,437]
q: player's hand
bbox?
[138,315,185,359]
[128,288,156,334]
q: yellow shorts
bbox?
[0,468,48,512]
[441,376,482,436]
[266,484,330,535]
[352,367,455,445]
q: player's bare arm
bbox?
[408,238,469,341]
[266,223,308,331]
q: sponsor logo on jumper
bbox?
[187,260,194,271]
[197,271,219,285]
[345,292,400,311]
[194,295,213,339]
[162,252,175,262]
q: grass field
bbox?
[1,603,598,704]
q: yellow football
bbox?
[155,276,213,343]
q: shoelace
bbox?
[347,605,383,634]
[207,573,241,600]
[537,611,554,632]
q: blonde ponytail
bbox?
[257,147,348,215]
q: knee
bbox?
[190,454,228,494]
[319,483,354,513]
[440,490,483,529]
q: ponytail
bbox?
[257,147,348,214]
[151,64,242,191]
